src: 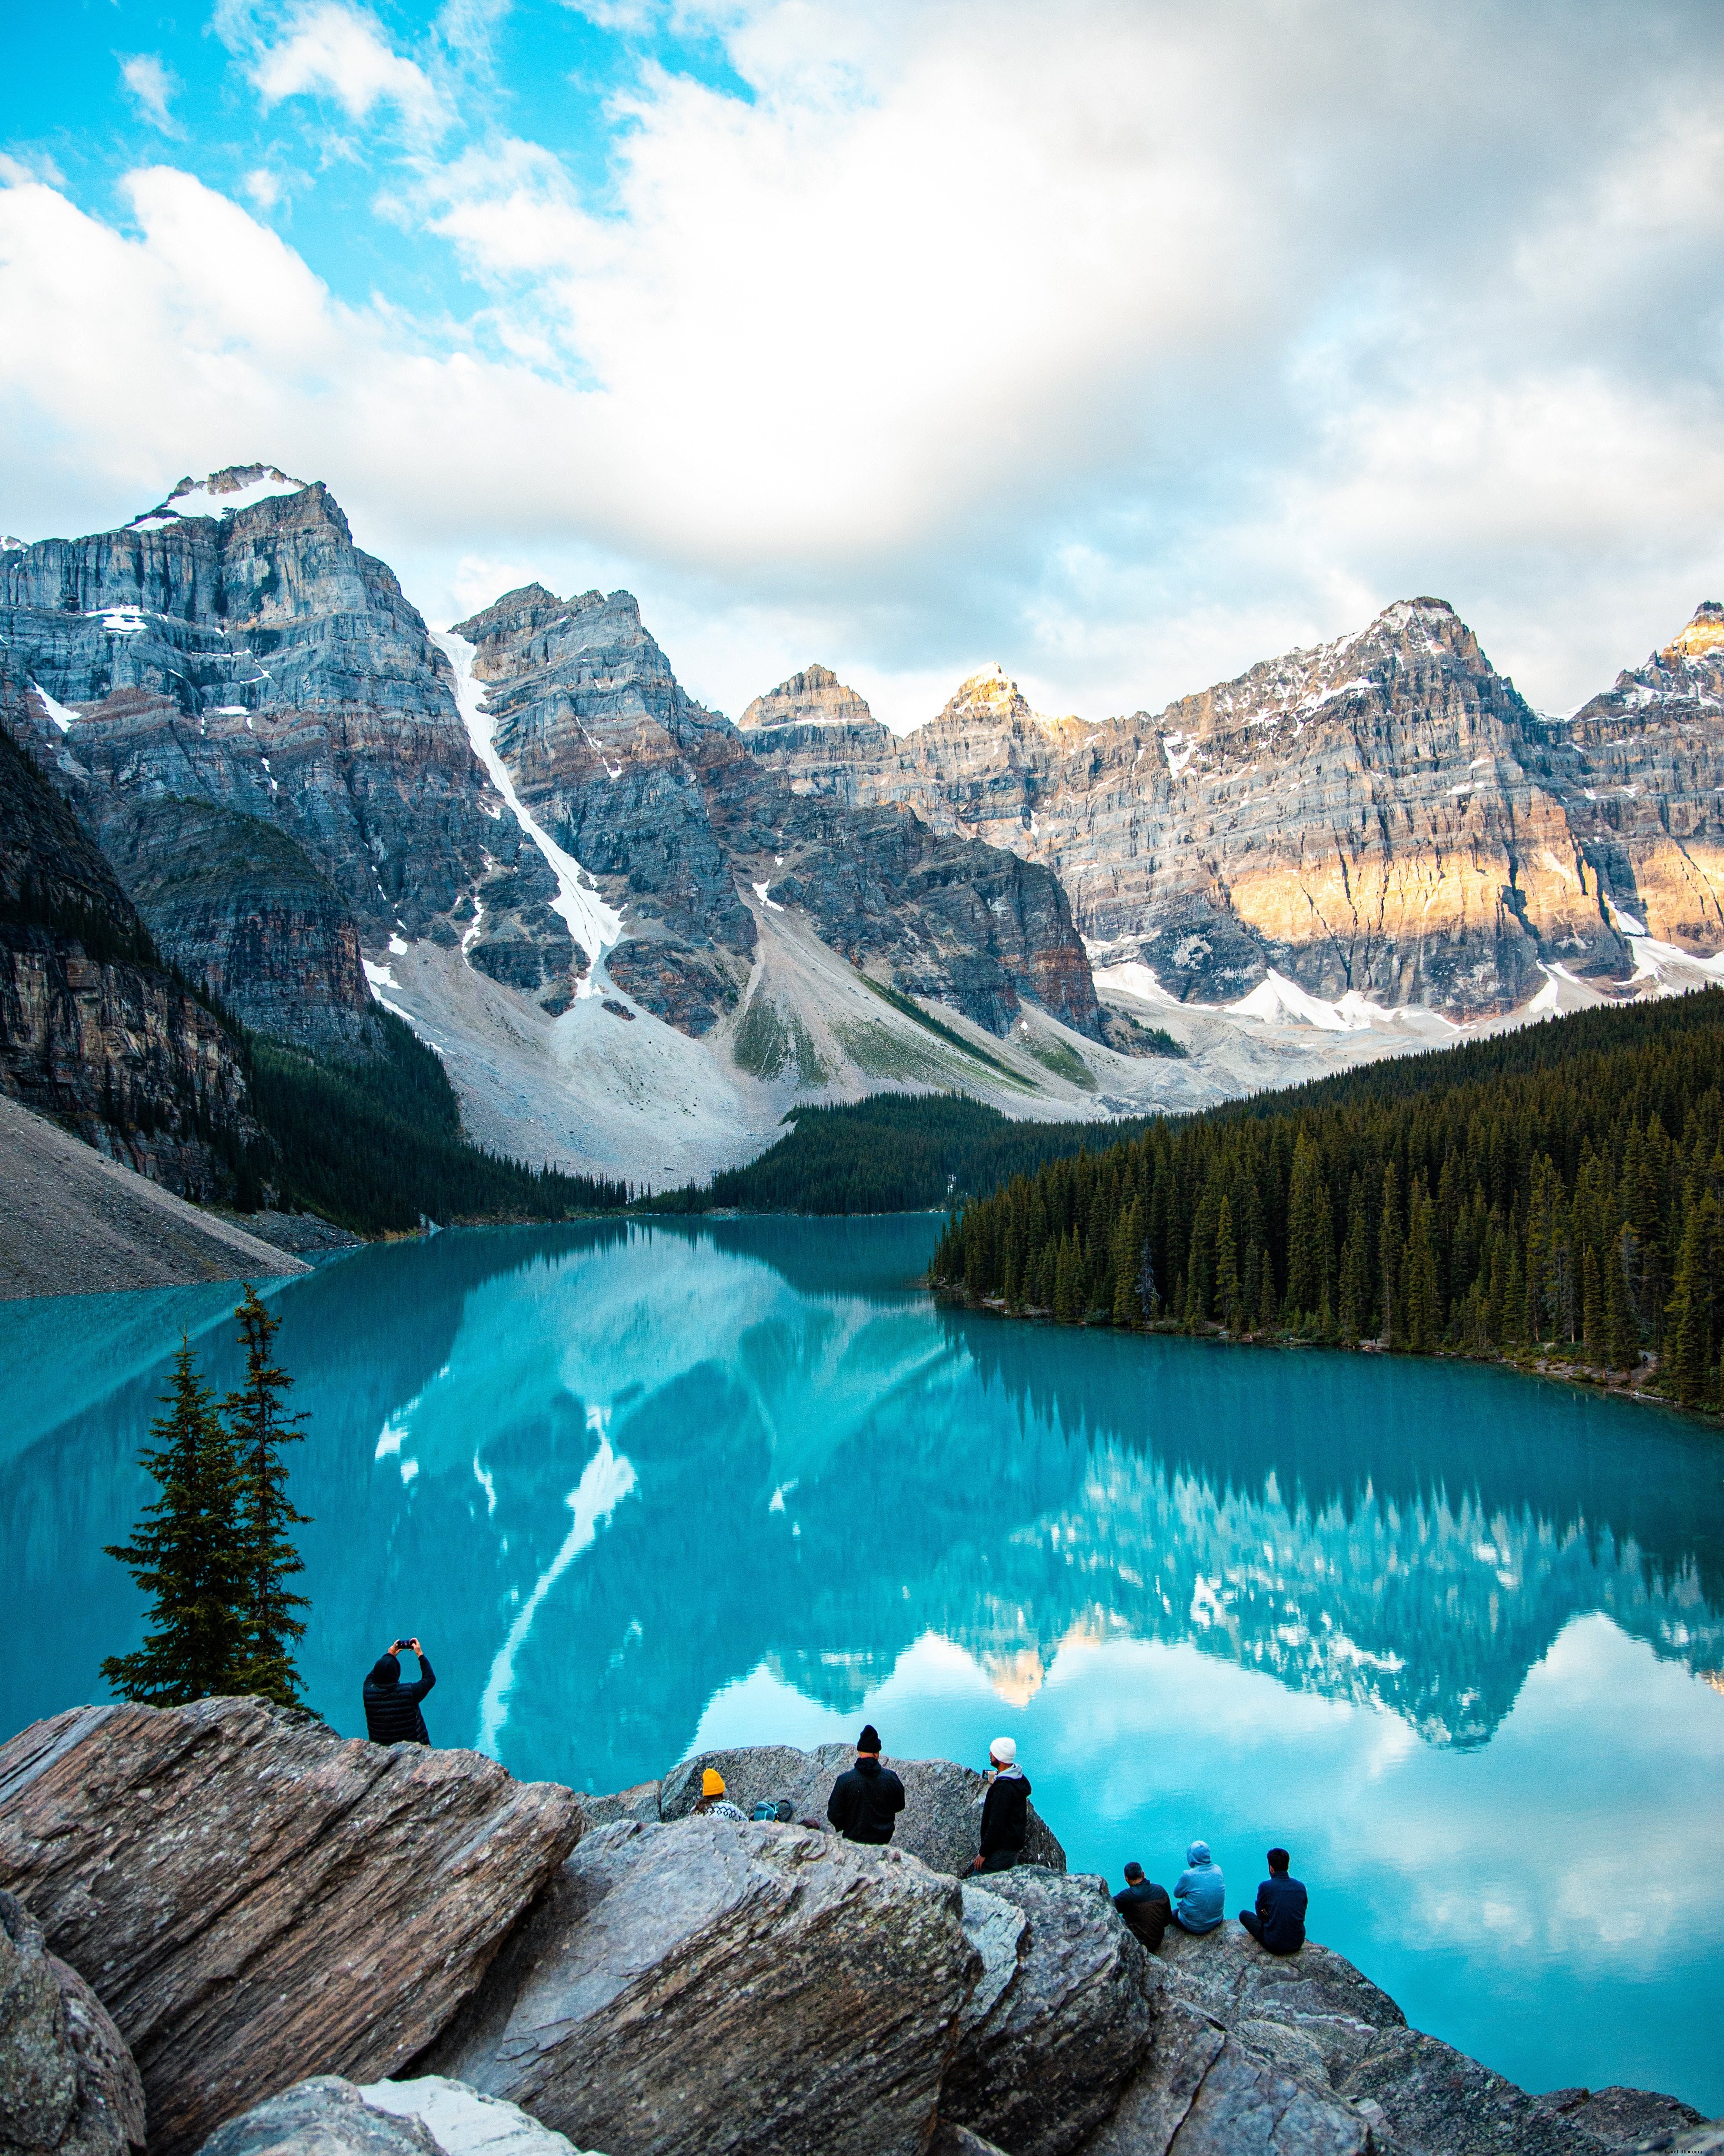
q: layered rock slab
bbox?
[1105,1926,1693,2156]
[0,1887,145,2156]
[944,1871,1156,2156]
[654,1743,1067,1875]
[424,1815,976,2156]
[0,1700,583,2156]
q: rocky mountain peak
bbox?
[129,465,309,530]
[739,663,879,732]
[1662,601,1724,665]
[935,662,1087,740]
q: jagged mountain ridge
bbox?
[9,459,1723,1193]
[745,602,1693,1012]
[0,476,573,1043]
[456,583,1101,1043]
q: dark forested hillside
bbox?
[248,1013,629,1233]
[644,1094,1154,1215]
[930,992,1724,1411]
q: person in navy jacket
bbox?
[1240,1846,1307,1953]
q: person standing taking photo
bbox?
[363,1637,435,1745]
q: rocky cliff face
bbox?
[0,666,259,1197]
[743,613,1636,1013]
[1527,602,1724,949]
[1,471,570,1040]
[457,588,1101,1041]
[98,796,373,1051]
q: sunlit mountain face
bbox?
[4,1217,1723,2109]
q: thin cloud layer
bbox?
[2,0,1720,724]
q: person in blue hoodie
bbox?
[1240,1848,1307,1954]
[1173,1839,1225,1932]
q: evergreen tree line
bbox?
[930,991,1724,1410]
[247,1012,632,1234]
[104,1287,312,1708]
[644,1093,1156,1216]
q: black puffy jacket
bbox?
[980,1768,1031,1859]
[826,1755,907,1843]
[363,1654,436,1745]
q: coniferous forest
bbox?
[930,991,1724,1412]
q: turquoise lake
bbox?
[3,1214,1722,2111]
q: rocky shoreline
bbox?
[0,1700,1712,2156]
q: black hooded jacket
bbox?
[826,1754,907,1843]
[980,1768,1031,1859]
[363,1653,436,1745]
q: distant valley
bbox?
[4,462,1722,1192]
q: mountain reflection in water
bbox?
[2,1214,1721,2111]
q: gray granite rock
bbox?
[358,2076,594,2156]
[942,1870,1156,2156]
[1536,2091,1708,2150]
[1118,1924,1696,2156]
[195,2078,441,2156]
[0,1700,583,2156]
[929,2127,1013,2156]
[0,1889,144,2156]
[654,1743,1066,1875]
[423,1815,975,2156]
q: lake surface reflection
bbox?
[3,1216,1722,2110]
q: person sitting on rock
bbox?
[1240,1848,1307,1954]
[827,1724,908,1845]
[1173,1839,1225,1932]
[1114,1861,1174,1949]
[970,1737,1031,1873]
[362,1638,435,1746]
[693,1768,748,1822]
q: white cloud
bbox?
[247,2,448,133]
[119,54,179,134]
[4,0,1723,723]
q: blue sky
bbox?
[3,1,1722,724]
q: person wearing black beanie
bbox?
[826,1724,905,1844]
[362,1635,436,1745]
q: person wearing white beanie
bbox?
[971,1735,1031,1872]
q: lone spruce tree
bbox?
[224,1285,312,1705]
[102,1339,247,1704]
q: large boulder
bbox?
[358,2076,596,2156]
[424,1815,977,2156]
[0,1888,145,2156]
[194,2077,597,2156]
[654,1745,1066,1875]
[1096,1927,1699,2156]
[0,1701,583,2156]
[942,1871,1156,2156]
[195,2078,443,2156]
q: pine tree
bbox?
[1215,1198,1241,1333]
[1581,1245,1603,1366]
[1337,1176,1369,1345]
[1607,1224,1639,1371]
[1379,1164,1402,1346]
[103,1340,247,1705]
[223,1286,312,1705]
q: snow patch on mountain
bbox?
[433,627,622,994]
[129,465,308,528]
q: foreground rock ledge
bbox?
[0,1700,583,2156]
[424,1816,976,2156]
